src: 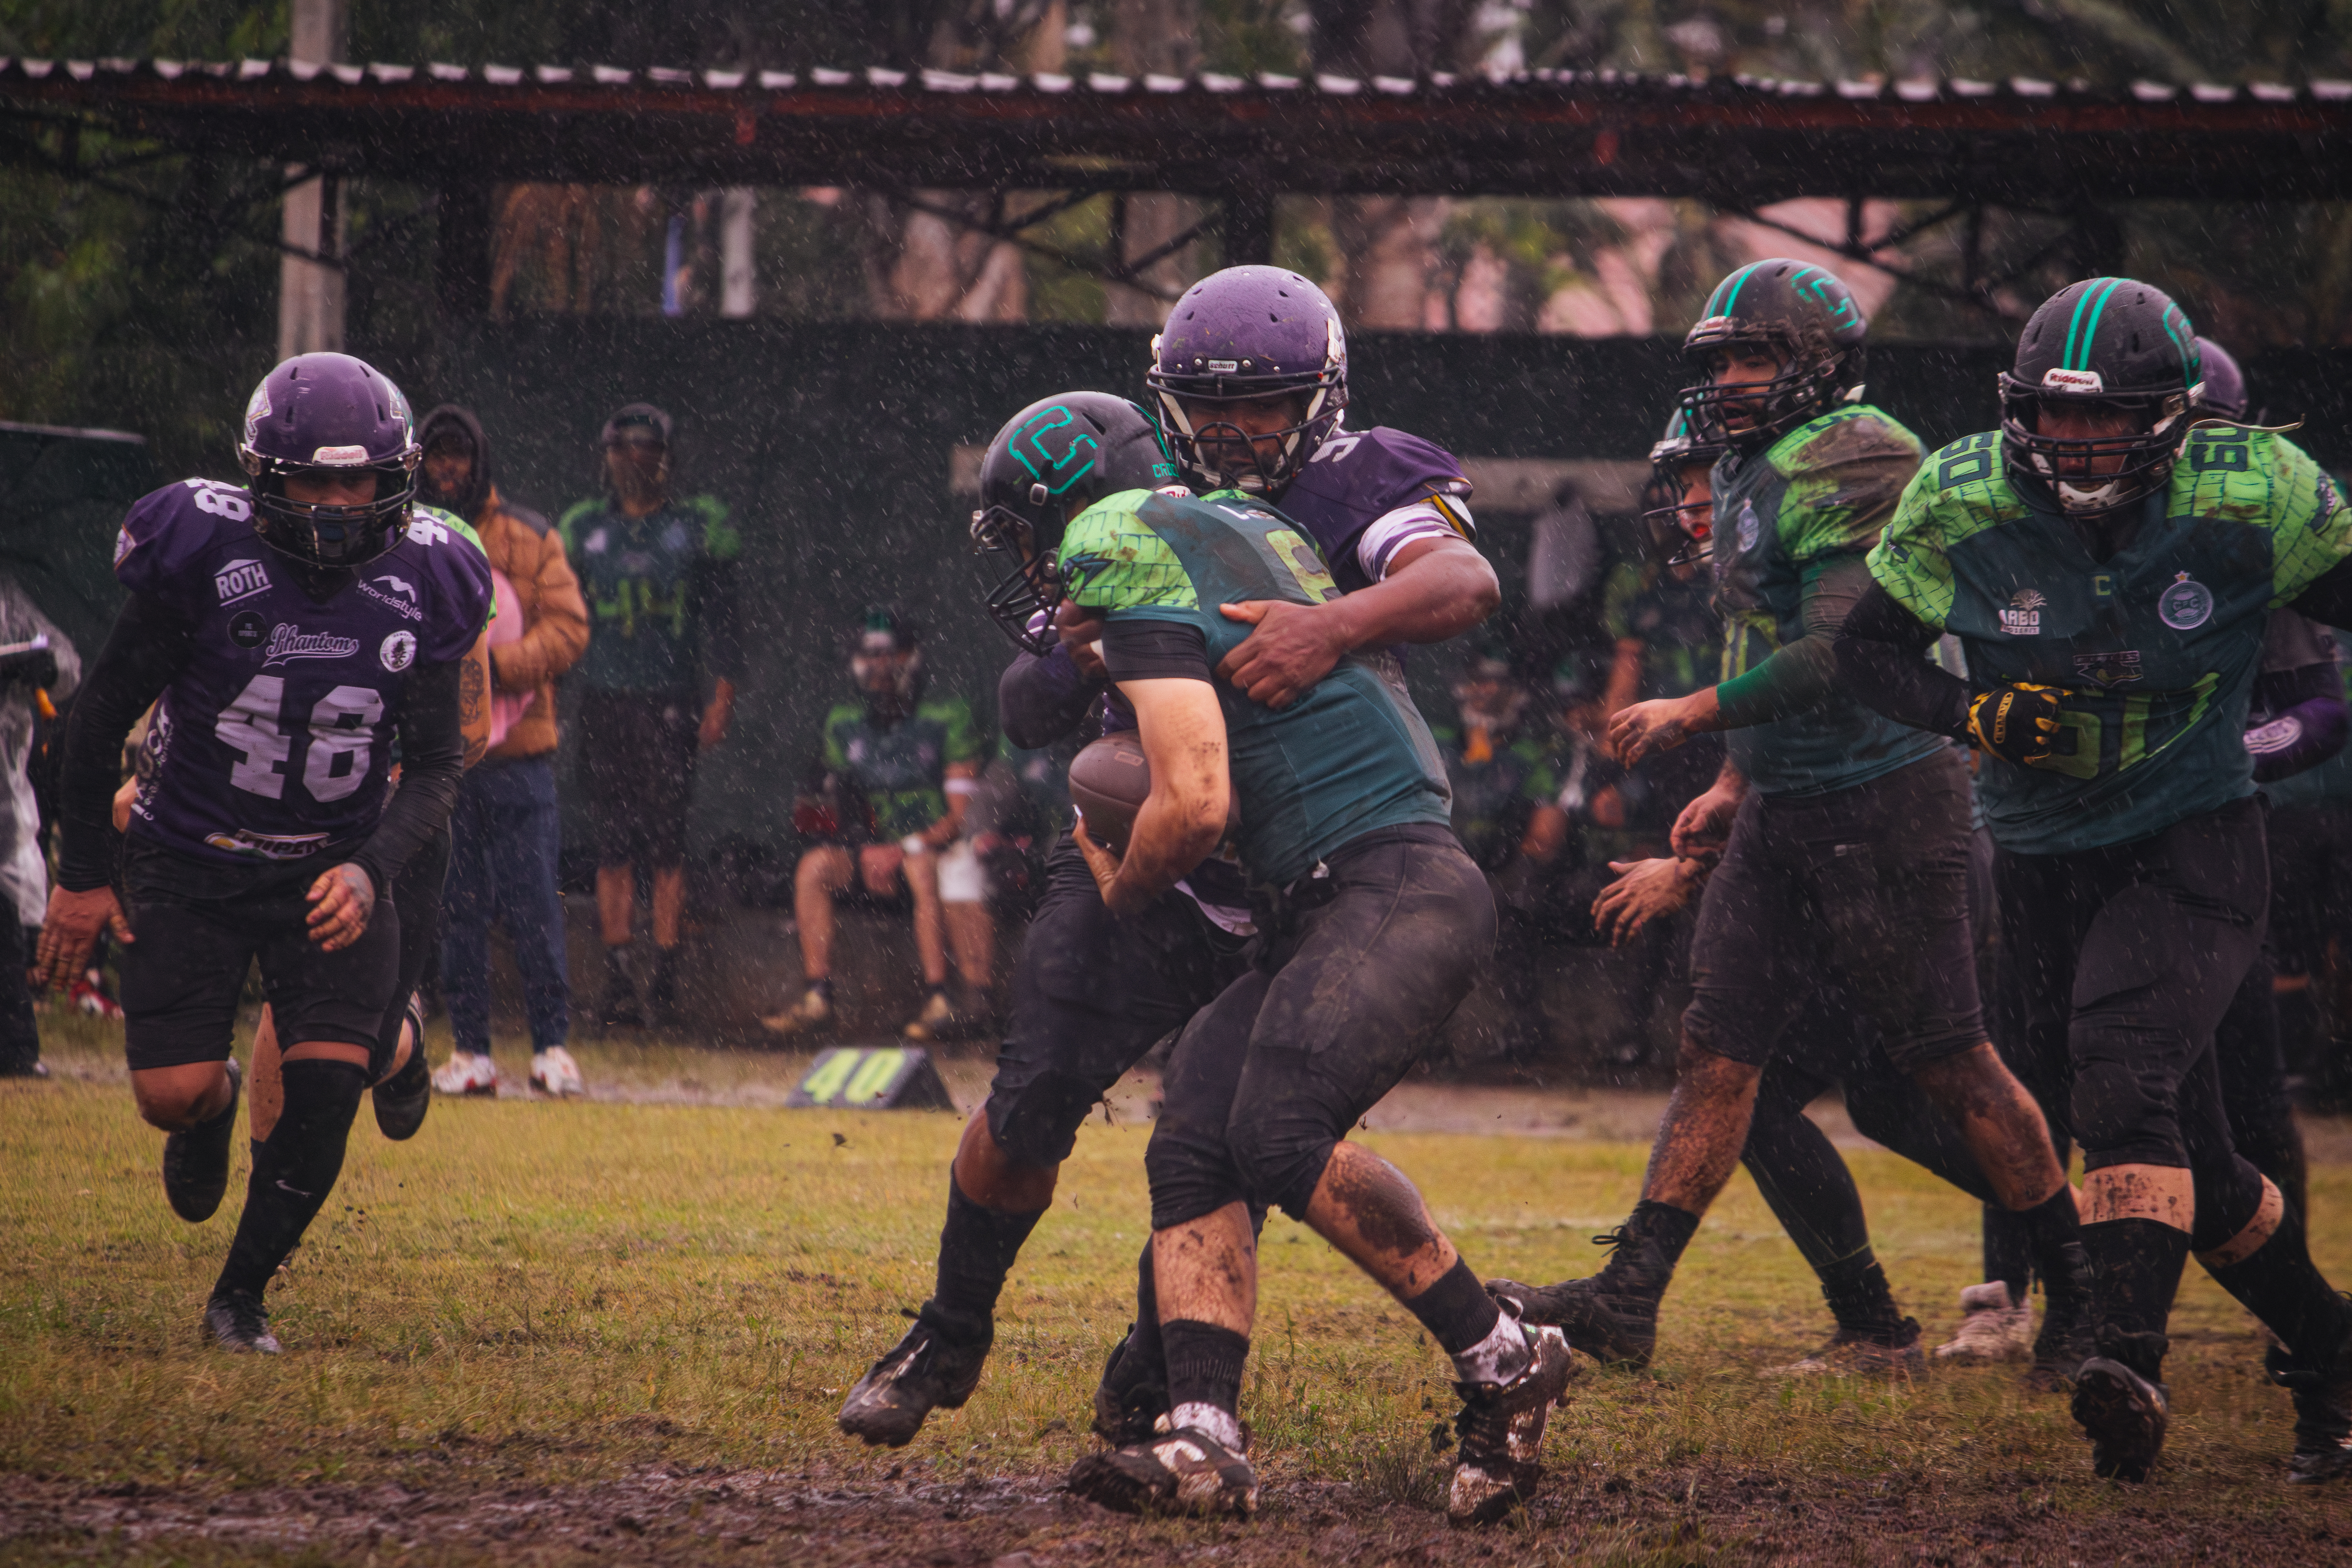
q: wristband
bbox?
[944,777,978,797]
[900,835,927,855]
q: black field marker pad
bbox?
[786,1047,957,1111]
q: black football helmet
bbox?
[1644,407,1728,565]
[1999,278,2202,518]
[1145,265,1350,495]
[971,392,1181,654]
[237,352,421,568]
[1678,260,1869,455]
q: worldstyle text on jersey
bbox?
[1870,425,2352,853]
[115,479,492,867]
[1711,404,1948,798]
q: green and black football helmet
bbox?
[1644,407,1729,564]
[1998,278,2202,518]
[971,392,1182,654]
[1678,260,1869,455]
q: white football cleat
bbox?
[530,1047,585,1099]
[432,1051,501,1097]
[1934,1282,2033,1365]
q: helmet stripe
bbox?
[2062,277,2122,371]
[1711,263,1759,319]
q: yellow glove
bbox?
[1967,683,2066,767]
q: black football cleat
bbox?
[2270,1314,2352,1484]
[1447,1318,1574,1527]
[1092,1321,1172,1447]
[162,1058,241,1223]
[372,993,431,1141]
[1067,1425,1259,1518]
[2025,1243,2098,1393]
[2073,1330,2170,1482]
[204,1289,282,1355]
[836,1307,992,1448]
[1489,1221,1674,1368]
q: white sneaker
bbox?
[530,1047,585,1098]
[432,1051,500,1096]
[1934,1282,2033,1364]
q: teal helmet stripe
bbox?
[2158,302,2198,386]
[1709,262,1762,319]
[2062,278,2123,371]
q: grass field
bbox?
[4,1017,2351,1566]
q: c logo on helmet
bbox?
[1011,406,1101,497]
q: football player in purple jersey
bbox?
[840,273,1504,1463]
[37,352,493,1355]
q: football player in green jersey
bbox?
[1838,278,2352,1484]
[991,394,1571,1526]
[1494,262,2094,1384]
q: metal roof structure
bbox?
[5,55,2352,205]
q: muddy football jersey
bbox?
[1059,487,1452,887]
[1711,404,1946,797]
[1869,426,2352,853]
[114,479,493,867]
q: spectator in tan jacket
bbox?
[416,405,593,1098]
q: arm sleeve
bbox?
[998,641,1105,750]
[348,658,466,899]
[2246,661,2350,782]
[1831,580,1972,741]
[1100,620,1214,684]
[56,593,191,891]
[1712,554,1877,727]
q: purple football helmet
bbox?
[1146,265,1348,495]
[2194,336,2247,421]
[236,352,421,568]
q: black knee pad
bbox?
[984,1073,1107,1171]
[2070,1037,2185,1168]
[1224,1100,1339,1223]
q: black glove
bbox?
[1967,683,2065,767]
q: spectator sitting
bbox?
[417,406,591,1098]
[764,608,983,1042]
[561,403,742,1029]
[0,582,77,1076]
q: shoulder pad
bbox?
[1285,425,1472,516]
[1769,405,1924,477]
[407,504,484,554]
[115,479,255,599]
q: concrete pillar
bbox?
[277,0,347,362]
[720,188,757,318]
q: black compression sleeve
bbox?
[2289,550,2352,631]
[57,593,191,891]
[998,641,1104,750]
[1713,554,1875,727]
[349,659,466,900]
[1100,620,1214,684]
[1831,581,1972,741]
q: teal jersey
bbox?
[1869,426,2352,853]
[821,695,981,840]
[560,494,740,693]
[1711,405,1946,797]
[2264,626,2352,810]
[1429,723,1559,870]
[1058,486,1453,887]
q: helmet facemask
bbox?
[1999,376,2197,519]
[1678,324,1862,456]
[971,496,1069,656]
[241,451,418,570]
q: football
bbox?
[1066,731,1151,854]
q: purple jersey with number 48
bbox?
[114,479,492,867]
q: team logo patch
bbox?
[360,573,425,622]
[204,826,327,861]
[2041,367,2105,394]
[1999,589,2046,637]
[229,610,265,648]
[243,383,271,446]
[2073,650,2144,688]
[215,558,272,606]
[380,630,416,672]
[2158,572,2214,632]
[1736,499,1761,555]
[113,526,134,566]
[262,624,360,666]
